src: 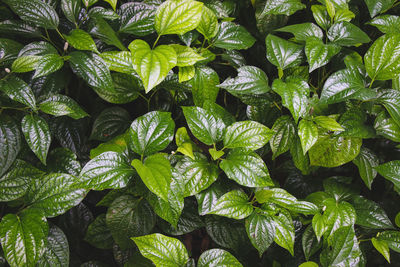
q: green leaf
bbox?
[299,262,319,267]
[47,148,81,176]
[182,106,225,145]
[196,6,219,40]
[129,39,177,93]
[320,198,356,237]
[107,196,156,249]
[289,134,311,175]
[375,160,400,189]
[11,55,40,73]
[374,111,400,142]
[132,233,189,267]
[100,51,133,74]
[155,0,204,36]
[378,231,400,253]
[33,54,64,79]
[260,0,306,16]
[69,51,114,91]
[65,29,99,53]
[220,148,273,187]
[351,195,393,229]
[61,0,81,25]
[90,107,130,142]
[0,76,36,110]
[79,151,135,190]
[0,160,43,202]
[129,111,175,156]
[214,21,256,50]
[4,0,59,29]
[196,182,229,216]
[119,2,156,36]
[352,147,378,189]
[224,121,273,150]
[320,226,362,267]
[82,0,98,8]
[132,153,172,201]
[365,33,400,81]
[272,77,310,123]
[0,115,21,176]
[302,225,322,260]
[305,37,340,72]
[84,214,113,249]
[256,188,296,207]
[364,0,396,18]
[175,153,219,196]
[320,67,368,104]
[269,116,296,159]
[377,89,400,126]
[218,66,270,95]
[37,225,69,267]
[0,39,23,66]
[0,208,48,267]
[171,44,204,67]
[178,66,195,82]
[277,23,323,41]
[18,41,58,57]
[245,212,275,256]
[311,5,330,31]
[208,190,253,219]
[369,15,400,34]
[189,66,219,107]
[39,94,88,119]
[103,0,117,10]
[198,249,243,267]
[273,209,295,256]
[298,120,318,154]
[312,213,328,241]
[309,135,361,167]
[372,237,390,263]
[313,116,344,131]
[21,114,51,165]
[26,173,86,217]
[327,22,370,46]
[265,34,303,71]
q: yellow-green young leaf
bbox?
[129,39,177,93]
[11,55,40,72]
[103,0,117,10]
[209,148,224,160]
[365,33,400,81]
[3,0,59,29]
[0,208,48,267]
[196,6,219,40]
[325,0,335,19]
[65,29,99,53]
[39,94,88,119]
[33,54,64,79]
[170,44,204,67]
[299,262,319,267]
[313,116,344,131]
[155,0,204,36]
[198,249,243,267]
[132,233,189,267]
[21,114,51,165]
[178,65,195,82]
[277,23,324,41]
[175,127,196,159]
[298,120,318,154]
[372,237,390,263]
[132,153,172,201]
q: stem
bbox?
[55,28,65,40]
[369,78,375,88]
[153,35,161,49]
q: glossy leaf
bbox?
[21,114,51,165]
[37,225,69,267]
[364,0,396,18]
[273,209,295,256]
[129,39,177,93]
[155,0,204,36]
[305,37,340,72]
[0,115,21,176]
[208,190,253,219]
[277,23,323,41]
[0,208,48,267]
[369,15,400,34]
[196,6,219,40]
[189,66,219,107]
[375,160,400,189]
[269,116,296,159]
[245,212,275,256]
[129,111,175,156]
[39,94,88,119]
[266,34,303,71]
[90,107,130,142]
[260,0,305,16]
[213,21,256,50]
[198,249,243,267]
[224,121,274,150]
[0,76,36,110]
[132,233,189,267]
[220,148,273,187]
[353,147,378,189]
[61,0,81,25]
[327,22,370,46]
[119,2,156,36]
[372,237,390,263]
[298,119,318,154]
[351,195,393,229]
[65,29,99,53]
[80,151,135,190]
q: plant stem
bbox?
[153,35,161,49]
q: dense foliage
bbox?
[1,0,400,266]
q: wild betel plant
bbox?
[0,0,400,266]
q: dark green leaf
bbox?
[266,34,303,71]
[269,115,296,159]
[119,2,156,36]
[378,231,400,253]
[0,76,36,110]
[90,16,125,51]
[189,66,219,107]
[277,23,323,41]
[21,114,51,165]
[273,209,295,256]
[90,107,130,142]
[353,147,378,189]
[107,196,156,249]
[245,211,275,256]
[37,225,69,267]
[213,21,256,50]
[260,0,305,16]
[305,37,340,72]
[375,160,400,189]
[224,121,274,150]
[369,15,400,34]
[351,195,393,229]
[39,94,88,119]
[327,22,370,46]
[61,0,81,25]
[364,0,396,18]
[208,190,253,219]
[0,115,21,176]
